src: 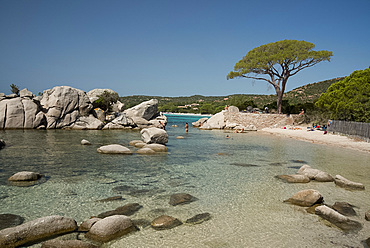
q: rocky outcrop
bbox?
[199,109,299,131]
[87,89,117,103]
[85,215,136,242]
[141,127,168,144]
[192,117,209,127]
[41,86,93,129]
[0,87,164,130]
[124,99,159,121]
[0,215,77,248]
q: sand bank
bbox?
[260,126,370,153]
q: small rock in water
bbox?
[284,189,323,207]
[365,210,370,221]
[276,174,310,183]
[0,139,5,149]
[85,215,136,242]
[230,162,259,167]
[315,205,362,232]
[81,139,91,145]
[151,215,182,230]
[97,144,132,154]
[79,218,101,232]
[132,219,151,230]
[97,203,143,218]
[334,175,365,190]
[169,193,197,206]
[0,214,25,230]
[331,202,357,216]
[137,147,156,154]
[8,171,42,181]
[97,196,124,202]
[176,136,185,139]
[185,213,211,225]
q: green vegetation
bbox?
[316,67,370,122]
[93,90,119,111]
[10,84,19,95]
[227,40,333,113]
[118,77,343,116]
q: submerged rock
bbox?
[85,215,136,242]
[315,205,362,232]
[0,214,24,231]
[136,147,156,154]
[96,196,123,202]
[0,215,77,248]
[331,202,357,216]
[185,213,211,225]
[41,239,98,248]
[97,203,142,218]
[276,174,310,183]
[169,193,197,206]
[284,189,323,207]
[151,215,182,230]
[0,139,5,149]
[365,210,370,221]
[143,143,168,152]
[78,218,101,232]
[334,175,365,190]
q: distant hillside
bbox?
[119,77,345,112]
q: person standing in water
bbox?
[185,123,189,133]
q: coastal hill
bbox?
[119,77,345,112]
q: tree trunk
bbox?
[276,89,283,114]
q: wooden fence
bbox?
[327,120,370,142]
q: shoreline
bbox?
[260,126,370,153]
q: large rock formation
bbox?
[41,86,93,129]
[0,87,164,130]
[124,99,159,121]
[199,108,300,131]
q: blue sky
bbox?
[1,0,369,97]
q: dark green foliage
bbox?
[227,40,333,113]
[93,91,119,111]
[316,67,370,122]
[119,77,340,115]
[10,84,19,95]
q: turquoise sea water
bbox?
[0,114,370,247]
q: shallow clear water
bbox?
[0,114,369,247]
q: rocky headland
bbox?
[0,86,166,130]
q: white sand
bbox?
[260,126,370,153]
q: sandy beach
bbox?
[261,126,370,153]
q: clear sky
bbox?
[1,0,369,97]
